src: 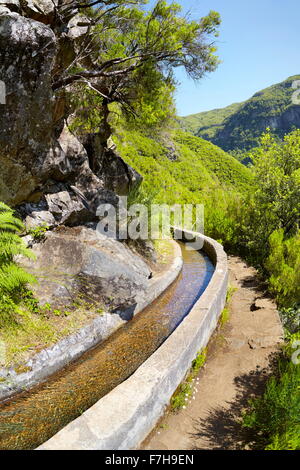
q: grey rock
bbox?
[45,190,93,225]
[0,12,142,216]
[67,13,89,39]
[0,0,19,10]
[25,210,56,229]
[248,336,281,349]
[0,6,11,14]
[21,226,151,311]
[254,298,277,310]
[81,134,142,196]
[0,12,56,205]
[23,0,57,24]
[45,191,73,215]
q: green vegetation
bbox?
[0,0,298,451]
[116,125,299,311]
[116,128,252,198]
[219,307,229,327]
[0,288,105,366]
[280,305,300,337]
[0,203,105,366]
[243,334,300,450]
[179,101,241,135]
[170,382,193,411]
[239,130,300,307]
[28,224,49,242]
[0,202,36,319]
[191,348,207,374]
[219,285,236,327]
[65,0,221,150]
[170,349,207,411]
[180,75,300,153]
[240,137,300,450]
[266,230,300,307]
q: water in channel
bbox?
[0,242,214,449]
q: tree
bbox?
[49,0,221,143]
[240,129,300,262]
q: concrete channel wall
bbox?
[0,242,183,402]
[38,231,228,450]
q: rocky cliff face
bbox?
[213,99,300,152]
[0,1,141,225]
[0,9,57,205]
[0,1,150,314]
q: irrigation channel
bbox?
[0,242,215,450]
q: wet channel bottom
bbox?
[0,243,214,450]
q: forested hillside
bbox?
[180,75,300,152]
[115,129,253,204]
[179,102,241,135]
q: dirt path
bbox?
[141,255,284,450]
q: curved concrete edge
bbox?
[38,231,228,450]
[0,241,182,402]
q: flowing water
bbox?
[0,243,214,450]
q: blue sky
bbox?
[151,0,300,116]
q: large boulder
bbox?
[0,0,20,13]
[21,226,152,314]
[0,12,56,205]
[23,0,57,24]
[82,134,142,196]
[0,8,142,216]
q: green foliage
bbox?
[0,202,36,301]
[279,305,300,337]
[28,224,49,242]
[191,349,207,375]
[226,285,237,303]
[21,289,40,314]
[220,307,229,327]
[179,101,242,135]
[250,129,300,237]
[122,65,176,130]
[115,128,253,205]
[85,1,221,80]
[117,125,299,310]
[170,382,192,411]
[171,349,207,411]
[234,129,300,277]
[243,334,300,450]
[180,75,300,153]
[68,0,221,137]
[219,286,236,327]
[266,230,300,307]
[173,131,253,192]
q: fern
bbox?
[0,202,36,296]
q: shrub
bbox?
[0,202,36,302]
[243,334,300,450]
[280,305,300,336]
[265,229,300,307]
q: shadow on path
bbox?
[190,352,280,450]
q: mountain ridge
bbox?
[180,75,300,152]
